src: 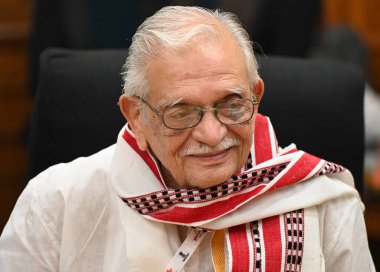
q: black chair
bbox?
[29,0,319,95]
[28,48,365,194]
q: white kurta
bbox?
[0,127,375,271]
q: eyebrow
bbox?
[226,87,245,95]
[157,97,184,110]
[156,87,247,109]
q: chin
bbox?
[188,170,235,189]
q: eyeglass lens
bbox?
[162,99,254,129]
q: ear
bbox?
[118,94,149,151]
[253,77,264,103]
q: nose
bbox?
[191,110,227,146]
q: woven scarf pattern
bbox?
[122,162,288,215]
[122,160,344,216]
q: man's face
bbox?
[124,35,262,189]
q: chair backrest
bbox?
[28,48,365,194]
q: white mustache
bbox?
[181,138,241,156]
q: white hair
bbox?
[122,6,258,99]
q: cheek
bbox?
[233,123,254,157]
[235,122,254,144]
[151,132,189,166]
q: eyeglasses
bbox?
[135,95,258,130]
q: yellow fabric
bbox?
[211,229,225,272]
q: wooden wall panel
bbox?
[323,0,380,93]
[0,0,31,22]
[0,0,32,231]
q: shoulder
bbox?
[0,145,120,270]
[316,193,375,271]
[30,144,116,197]
[25,145,117,236]
[316,192,363,244]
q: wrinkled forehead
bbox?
[145,38,249,101]
[149,36,248,84]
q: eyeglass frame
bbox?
[134,95,259,130]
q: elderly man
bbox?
[0,6,375,272]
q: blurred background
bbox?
[0,0,379,268]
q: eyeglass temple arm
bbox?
[134,95,161,115]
